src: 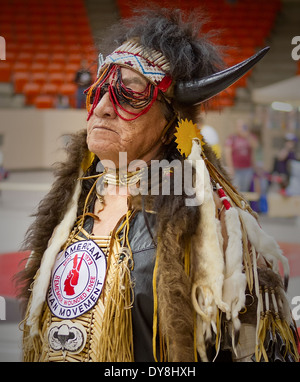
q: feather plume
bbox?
[238,208,289,291]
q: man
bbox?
[74,59,93,108]
[273,133,297,190]
[224,119,258,192]
[18,9,298,362]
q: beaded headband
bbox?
[101,39,171,88]
[85,39,173,121]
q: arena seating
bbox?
[0,0,281,110]
[0,0,97,108]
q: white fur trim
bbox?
[222,207,246,324]
[189,139,228,340]
[27,174,82,336]
[238,208,289,288]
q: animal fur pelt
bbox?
[222,205,246,344]
[154,191,199,361]
[16,130,89,305]
[26,176,82,336]
[257,267,293,325]
[188,140,228,343]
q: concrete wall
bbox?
[0,109,87,170]
[204,108,251,147]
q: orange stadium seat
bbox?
[16,52,34,65]
[66,46,82,56]
[12,72,30,93]
[65,62,80,73]
[40,83,59,96]
[44,25,61,35]
[22,43,35,54]
[23,82,41,105]
[59,83,77,107]
[68,53,82,65]
[15,24,29,35]
[35,44,51,53]
[51,53,66,65]
[12,62,30,73]
[31,33,47,45]
[64,73,76,84]
[51,44,67,54]
[64,35,79,45]
[59,83,77,95]
[34,94,55,109]
[5,42,18,56]
[4,0,280,109]
[0,61,12,82]
[15,33,31,44]
[30,24,45,35]
[31,72,47,86]
[4,52,16,64]
[48,72,65,86]
[47,63,64,74]
[30,62,48,74]
[48,34,62,45]
[34,53,50,65]
[1,0,96,108]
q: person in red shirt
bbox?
[224,119,258,192]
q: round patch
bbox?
[47,240,107,319]
[48,320,87,354]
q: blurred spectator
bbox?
[285,159,300,196]
[224,119,258,192]
[74,60,93,109]
[272,133,297,188]
[0,143,9,187]
[250,165,269,213]
[56,95,70,109]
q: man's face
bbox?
[86,67,168,168]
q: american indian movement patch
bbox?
[47,240,107,319]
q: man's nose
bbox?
[93,91,117,119]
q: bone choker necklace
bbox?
[102,167,147,187]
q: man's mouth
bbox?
[92,125,117,134]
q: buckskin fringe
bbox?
[96,211,135,362]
